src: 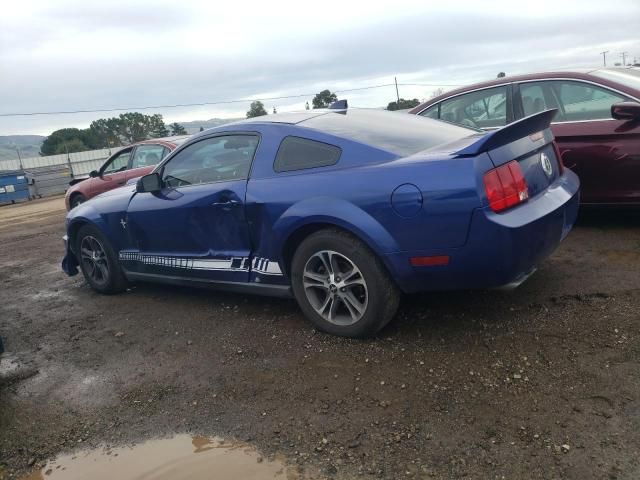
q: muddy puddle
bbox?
[22,435,295,480]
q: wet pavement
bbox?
[1,197,639,479]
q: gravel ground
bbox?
[0,196,639,479]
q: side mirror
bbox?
[136,172,162,193]
[611,101,640,121]
[89,170,99,178]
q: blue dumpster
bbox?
[0,170,30,205]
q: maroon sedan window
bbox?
[131,144,166,169]
[519,80,630,122]
[520,84,549,117]
[553,81,628,122]
[439,86,507,129]
[103,149,131,174]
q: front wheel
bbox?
[291,229,400,338]
[75,224,128,294]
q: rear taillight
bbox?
[483,160,529,213]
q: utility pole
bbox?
[16,147,23,170]
[621,52,628,66]
[394,77,400,105]
[601,51,609,67]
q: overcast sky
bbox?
[1,0,639,136]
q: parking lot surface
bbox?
[0,196,638,479]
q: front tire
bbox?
[75,224,127,294]
[291,229,400,338]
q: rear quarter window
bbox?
[302,109,474,156]
[274,136,341,173]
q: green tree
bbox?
[53,138,87,155]
[169,122,188,135]
[40,128,89,156]
[42,112,172,155]
[88,117,122,148]
[89,112,170,146]
[312,90,338,109]
[246,101,267,118]
[386,98,421,111]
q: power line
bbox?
[398,83,463,87]
[0,82,462,118]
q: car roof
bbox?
[134,135,191,148]
[231,111,333,125]
[409,67,640,113]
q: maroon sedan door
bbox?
[552,120,640,204]
[517,80,640,204]
[91,148,133,197]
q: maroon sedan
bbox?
[65,136,189,210]
[410,68,640,205]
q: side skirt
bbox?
[123,271,293,298]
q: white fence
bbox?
[0,148,114,177]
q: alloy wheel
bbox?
[302,250,368,326]
[80,235,110,286]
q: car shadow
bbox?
[576,206,640,228]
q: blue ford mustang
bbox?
[62,105,579,337]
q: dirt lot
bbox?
[0,196,639,479]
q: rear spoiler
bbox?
[454,109,557,157]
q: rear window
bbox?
[274,136,341,172]
[301,109,474,156]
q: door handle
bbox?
[211,198,240,206]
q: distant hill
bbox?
[178,118,242,134]
[0,135,45,161]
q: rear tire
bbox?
[291,228,400,338]
[75,224,128,294]
[71,194,86,209]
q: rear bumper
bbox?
[387,169,580,293]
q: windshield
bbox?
[591,68,640,93]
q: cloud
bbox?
[1,0,639,135]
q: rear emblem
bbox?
[540,152,553,177]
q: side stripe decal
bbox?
[119,251,283,275]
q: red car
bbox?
[65,136,189,210]
[410,67,640,205]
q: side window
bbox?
[102,149,131,174]
[520,83,548,117]
[419,104,439,120]
[551,81,628,121]
[162,135,258,188]
[274,136,341,173]
[130,144,166,169]
[440,86,508,129]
